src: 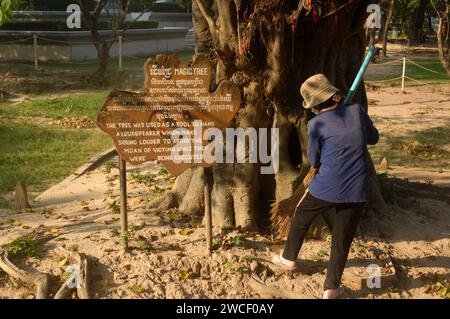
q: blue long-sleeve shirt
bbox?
[307,103,379,203]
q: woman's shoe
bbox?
[323,285,345,299]
[271,254,297,270]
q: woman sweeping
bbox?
[272,74,379,299]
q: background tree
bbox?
[380,0,395,56]
[408,0,429,46]
[431,0,450,75]
[393,0,434,46]
[150,0,388,233]
[78,0,155,86]
[0,0,20,27]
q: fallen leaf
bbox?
[59,258,69,266]
[178,228,194,236]
[178,269,191,280]
[130,284,146,293]
[12,221,22,227]
[80,201,89,207]
[67,244,79,251]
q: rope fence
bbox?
[0,34,173,71]
[365,56,448,91]
[0,36,34,44]
[406,58,446,75]
[1,35,448,87]
[365,76,403,83]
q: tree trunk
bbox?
[152,0,385,234]
[407,0,428,47]
[382,0,395,57]
[368,27,377,47]
[436,12,450,76]
[95,42,112,87]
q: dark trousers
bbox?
[282,192,365,290]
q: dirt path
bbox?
[367,84,450,185]
[0,84,449,299]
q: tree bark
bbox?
[407,0,428,47]
[382,0,395,57]
[434,4,450,76]
[0,251,50,299]
[151,0,384,234]
[78,0,139,86]
[96,43,112,86]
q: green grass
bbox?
[369,126,450,169]
[0,54,194,78]
[0,121,112,198]
[365,59,450,84]
[406,60,450,82]
[6,236,38,258]
[0,53,194,209]
[0,92,109,120]
[0,93,114,206]
[414,126,450,145]
[130,172,155,186]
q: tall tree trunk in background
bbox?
[407,0,428,46]
[368,27,377,47]
[97,43,113,85]
[79,0,109,86]
[79,0,149,86]
[431,1,450,76]
[382,0,395,57]
[150,0,387,234]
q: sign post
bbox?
[204,167,213,255]
[97,54,241,256]
[118,157,128,252]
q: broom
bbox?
[270,46,377,238]
[270,167,319,237]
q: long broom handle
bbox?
[344,46,377,105]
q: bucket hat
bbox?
[300,74,339,109]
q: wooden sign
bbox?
[97,54,241,176]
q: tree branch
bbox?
[248,276,316,299]
[0,251,50,299]
[194,0,218,41]
[118,2,156,37]
[93,0,109,18]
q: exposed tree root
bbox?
[0,250,50,299]
[248,276,316,299]
[54,247,91,299]
[54,279,74,299]
[147,167,205,215]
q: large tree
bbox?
[150,0,387,234]
[431,0,450,75]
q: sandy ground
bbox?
[367,83,450,186]
[0,85,449,300]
